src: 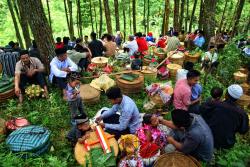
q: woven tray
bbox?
[74,131,118,166]
[0,88,15,102]
[79,84,100,104]
[154,152,201,167]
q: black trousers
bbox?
[52,76,67,89]
[101,110,130,140]
[19,72,46,92]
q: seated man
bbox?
[160,109,214,162]
[123,35,138,56]
[96,87,141,139]
[49,47,78,97]
[15,50,48,103]
[200,84,249,149]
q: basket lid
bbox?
[141,66,157,74]
[167,64,182,70]
[91,57,108,64]
[154,152,201,167]
[116,71,144,85]
[80,84,100,100]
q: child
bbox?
[209,87,223,102]
[188,83,202,114]
[131,51,143,70]
[66,72,86,124]
[66,114,91,146]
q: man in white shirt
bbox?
[201,46,219,72]
[123,35,138,56]
[49,47,78,94]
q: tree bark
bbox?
[163,0,170,35]
[114,0,120,31]
[123,0,126,40]
[173,0,180,32]
[143,0,146,33]
[89,0,94,32]
[147,0,150,33]
[222,0,234,32]
[93,0,98,34]
[203,0,217,47]
[16,0,31,49]
[132,0,136,34]
[198,0,204,30]
[232,0,245,36]
[12,0,21,23]
[64,0,70,37]
[218,0,228,32]
[185,0,189,32]
[76,0,83,37]
[103,0,112,34]
[19,0,55,71]
[129,0,132,34]
[67,0,74,40]
[46,0,52,31]
[179,0,185,31]
[7,0,24,48]
[99,0,103,37]
[189,0,197,32]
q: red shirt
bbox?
[136,37,148,52]
[173,79,191,111]
[55,42,64,49]
[157,38,166,48]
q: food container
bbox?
[167,64,182,78]
[185,52,201,63]
[233,71,247,83]
[140,66,157,80]
[168,51,185,66]
[91,57,108,68]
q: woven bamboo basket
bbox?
[143,57,152,66]
[153,48,165,60]
[233,71,247,83]
[149,87,173,107]
[185,52,201,63]
[241,83,250,95]
[116,71,144,94]
[0,118,6,135]
[91,57,108,68]
[168,51,185,66]
[167,64,182,78]
[79,84,100,104]
[141,66,157,80]
[0,88,15,103]
[154,152,202,167]
[74,131,118,166]
[237,94,250,107]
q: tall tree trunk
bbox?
[129,0,132,34]
[103,0,112,34]
[123,0,126,40]
[143,0,146,33]
[179,0,185,31]
[7,0,24,48]
[198,0,204,30]
[203,0,217,47]
[46,0,52,31]
[244,15,250,34]
[189,0,197,32]
[232,0,245,36]
[222,0,234,32]
[19,0,55,71]
[114,0,120,31]
[185,0,189,32]
[12,0,21,23]
[67,0,74,40]
[76,0,83,37]
[173,0,180,32]
[89,0,94,32]
[163,0,170,35]
[93,0,98,33]
[218,1,228,32]
[132,0,136,34]
[16,0,31,49]
[64,0,70,37]
[147,0,150,33]
[99,0,103,37]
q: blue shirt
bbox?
[194,36,205,48]
[66,84,80,101]
[181,114,214,162]
[101,95,141,133]
[191,83,202,101]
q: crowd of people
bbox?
[0,28,249,165]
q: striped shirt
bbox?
[0,52,19,77]
[166,36,180,53]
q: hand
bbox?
[62,67,71,73]
[15,87,21,96]
[95,116,102,123]
[27,69,36,77]
[166,136,175,144]
[98,122,105,128]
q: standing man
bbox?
[88,32,106,57]
[173,70,201,111]
[15,50,48,103]
[49,47,78,98]
[95,87,141,139]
